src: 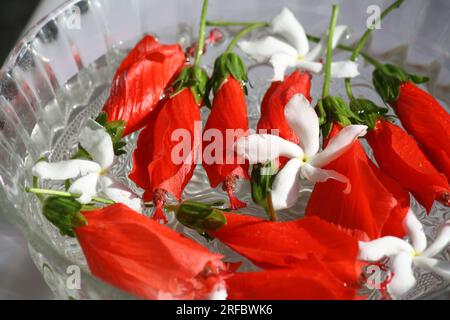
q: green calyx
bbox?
[174,201,227,238]
[317,96,362,138]
[350,98,389,130]
[71,145,93,161]
[43,196,87,237]
[205,52,249,108]
[171,66,209,106]
[95,112,127,156]
[373,64,429,103]
[251,161,278,221]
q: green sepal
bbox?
[317,96,362,138]
[175,201,227,238]
[71,144,93,160]
[251,161,278,215]
[95,111,126,156]
[350,98,389,130]
[105,120,126,145]
[373,64,429,103]
[95,111,108,127]
[171,66,209,106]
[43,196,87,237]
[205,52,249,108]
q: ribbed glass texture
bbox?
[0,0,449,299]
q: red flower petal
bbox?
[367,119,450,212]
[257,71,312,144]
[211,213,361,286]
[394,83,450,180]
[306,124,409,240]
[226,256,358,300]
[103,38,185,136]
[128,108,159,200]
[203,76,250,207]
[75,204,226,300]
[114,35,161,77]
[129,88,201,202]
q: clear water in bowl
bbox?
[33,24,449,300]
[1,0,449,300]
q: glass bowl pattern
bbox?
[0,0,449,299]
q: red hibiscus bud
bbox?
[75,204,228,300]
[203,53,250,209]
[373,64,450,180]
[367,119,450,212]
[306,124,410,240]
[129,66,203,220]
[102,35,186,136]
[393,83,450,181]
[130,87,201,201]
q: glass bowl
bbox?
[0,0,449,300]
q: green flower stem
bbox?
[81,205,100,211]
[163,204,179,212]
[226,22,270,53]
[144,202,179,212]
[306,35,380,67]
[267,192,277,222]
[206,20,269,28]
[322,5,340,98]
[206,20,383,67]
[194,0,210,76]
[25,187,115,205]
[32,176,44,202]
[345,0,405,100]
[145,201,226,210]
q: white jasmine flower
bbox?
[32,119,143,213]
[235,94,367,211]
[238,8,360,81]
[359,211,450,299]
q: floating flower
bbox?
[32,119,143,212]
[257,70,312,145]
[238,8,359,81]
[306,123,411,240]
[373,65,450,181]
[210,213,362,287]
[226,256,358,300]
[102,35,186,136]
[76,203,229,300]
[359,211,450,299]
[367,118,450,212]
[129,67,203,223]
[393,83,450,181]
[235,94,367,211]
[203,53,250,210]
